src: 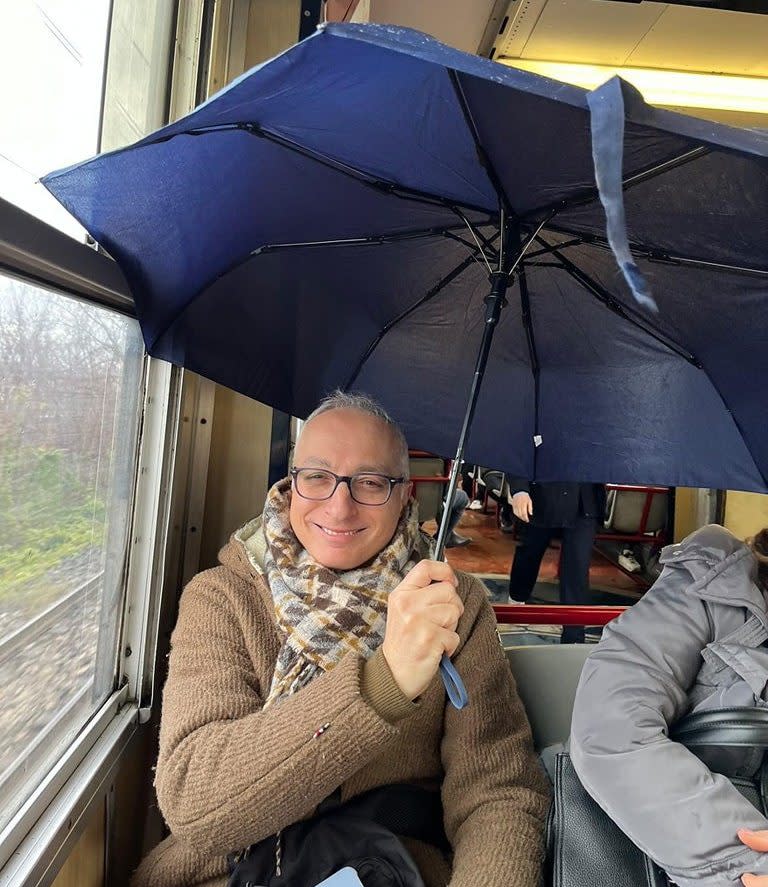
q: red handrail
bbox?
[493,603,626,626]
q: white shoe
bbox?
[468,499,484,510]
[618,549,642,573]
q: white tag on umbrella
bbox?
[533,434,543,447]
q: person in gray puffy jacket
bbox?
[570,523,768,887]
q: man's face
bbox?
[289,408,410,570]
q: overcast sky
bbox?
[0,0,110,236]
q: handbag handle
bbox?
[670,707,768,748]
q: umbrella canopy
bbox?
[42,23,768,492]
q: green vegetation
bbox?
[0,443,104,603]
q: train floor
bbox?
[424,506,644,647]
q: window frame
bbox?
[0,195,133,315]
[0,0,231,879]
[0,180,176,887]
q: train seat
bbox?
[505,644,592,752]
[408,455,448,524]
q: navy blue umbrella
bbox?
[42,22,768,709]
[42,23,768,498]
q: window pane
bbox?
[0,1,111,237]
[0,275,143,831]
[100,0,176,153]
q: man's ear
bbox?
[399,481,413,515]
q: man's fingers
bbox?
[742,875,768,886]
[404,559,457,588]
[527,500,534,517]
[423,601,464,629]
[739,829,768,853]
[438,628,461,658]
[417,581,464,608]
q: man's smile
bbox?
[315,524,365,537]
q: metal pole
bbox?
[433,206,515,560]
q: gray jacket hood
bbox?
[660,524,765,618]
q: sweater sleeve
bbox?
[154,570,416,857]
[440,575,550,887]
[570,563,768,887]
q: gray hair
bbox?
[301,390,410,478]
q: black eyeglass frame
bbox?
[290,467,407,506]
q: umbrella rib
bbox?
[621,147,709,191]
[522,146,708,221]
[447,70,515,217]
[240,123,496,218]
[147,224,479,352]
[442,230,492,254]
[453,221,502,270]
[138,121,496,216]
[538,235,702,367]
[452,208,495,274]
[664,254,768,277]
[343,250,480,390]
[525,237,585,259]
[250,223,483,256]
[544,223,768,277]
[443,230,500,273]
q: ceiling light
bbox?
[498,59,768,115]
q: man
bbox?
[508,479,605,643]
[133,391,549,887]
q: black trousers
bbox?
[508,516,598,643]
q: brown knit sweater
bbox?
[131,532,550,887]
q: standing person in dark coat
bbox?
[507,480,606,643]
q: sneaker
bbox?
[499,520,515,535]
[445,532,472,548]
[618,549,642,573]
[467,499,484,511]
[507,596,528,605]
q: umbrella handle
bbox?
[440,653,469,709]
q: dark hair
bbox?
[749,529,768,591]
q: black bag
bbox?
[547,707,768,887]
[228,784,449,887]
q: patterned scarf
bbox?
[245,478,432,708]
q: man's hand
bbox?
[511,491,533,522]
[382,560,464,701]
[739,829,768,885]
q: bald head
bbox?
[299,391,409,478]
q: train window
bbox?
[0,272,144,834]
[0,0,180,878]
[100,0,177,154]
[0,1,111,237]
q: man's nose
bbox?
[325,479,357,513]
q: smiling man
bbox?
[288,403,411,570]
[132,391,549,887]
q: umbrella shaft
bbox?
[434,213,516,559]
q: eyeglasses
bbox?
[290,467,406,506]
